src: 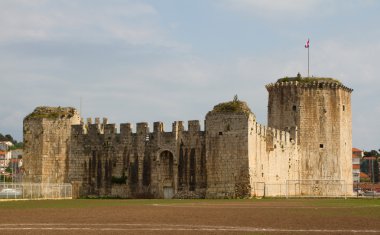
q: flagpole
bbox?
[305,38,310,77]
[308,44,309,77]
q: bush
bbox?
[208,95,253,117]
[276,75,341,84]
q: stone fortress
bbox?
[23,75,353,198]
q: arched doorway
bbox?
[160,150,174,198]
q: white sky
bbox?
[0,0,379,150]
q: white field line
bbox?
[0,224,379,233]
[151,203,380,209]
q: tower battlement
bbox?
[266,77,353,92]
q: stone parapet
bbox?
[266,80,353,92]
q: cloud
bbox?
[0,0,179,47]
[219,0,377,21]
[219,0,321,19]
[225,0,319,12]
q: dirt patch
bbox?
[0,200,379,234]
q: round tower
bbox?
[266,76,353,194]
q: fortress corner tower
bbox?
[23,107,80,184]
[266,76,353,194]
[205,99,255,198]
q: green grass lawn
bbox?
[1,198,379,209]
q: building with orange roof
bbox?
[352,148,362,183]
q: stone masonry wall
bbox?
[205,111,299,198]
[23,107,80,184]
[266,81,353,196]
[248,122,299,197]
[23,119,43,183]
[68,119,206,198]
[205,112,252,198]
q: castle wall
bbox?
[248,123,299,197]
[204,111,299,198]
[68,119,206,198]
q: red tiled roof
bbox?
[352,148,363,152]
[360,172,369,178]
[353,164,360,169]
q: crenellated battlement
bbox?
[252,121,296,146]
[71,118,204,140]
[266,80,353,93]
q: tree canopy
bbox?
[0,133,23,149]
[364,150,380,157]
[362,149,380,183]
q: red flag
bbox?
[305,39,310,48]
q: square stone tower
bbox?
[205,99,255,198]
[23,107,80,184]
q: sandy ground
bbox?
[0,200,379,234]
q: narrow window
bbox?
[219,132,223,135]
[292,105,297,112]
[343,105,345,111]
[320,144,324,149]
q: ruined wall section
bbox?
[248,122,299,197]
[23,107,80,184]
[68,119,206,198]
[266,81,353,195]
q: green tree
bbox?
[0,132,22,148]
[374,160,379,183]
[363,149,380,183]
[364,150,380,157]
[360,160,369,174]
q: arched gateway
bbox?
[159,150,175,198]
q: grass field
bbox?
[0,198,380,234]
